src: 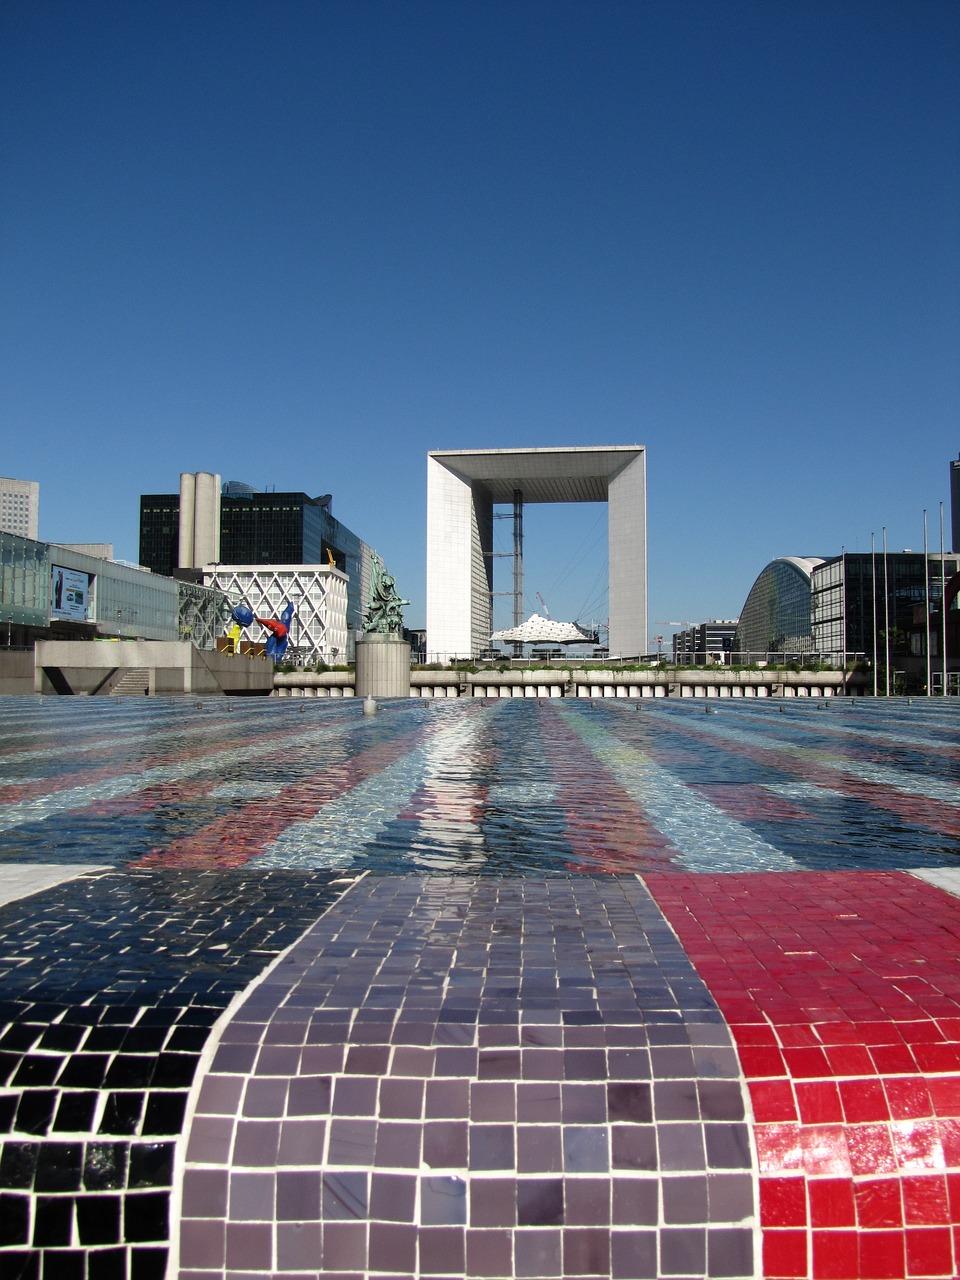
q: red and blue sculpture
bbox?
[231,601,295,661]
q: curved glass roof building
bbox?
[735,556,824,659]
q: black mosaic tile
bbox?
[34,1141,83,1191]
[51,1091,98,1133]
[87,1248,127,1280]
[41,1249,84,1280]
[14,1090,57,1136]
[0,1192,30,1245]
[32,1194,73,1246]
[76,1192,122,1244]
[0,867,347,1279]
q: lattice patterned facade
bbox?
[202,564,350,663]
[176,579,232,650]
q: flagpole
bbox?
[882,526,890,697]
[871,532,878,697]
[924,509,931,697]
[941,502,948,697]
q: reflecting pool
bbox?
[0,696,958,874]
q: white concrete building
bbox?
[203,564,350,664]
[0,477,39,540]
[54,544,115,560]
[427,446,647,660]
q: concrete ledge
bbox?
[32,640,274,696]
[273,667,866,698]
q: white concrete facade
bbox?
[179,471,221,569]
[427,446,647,660]
[0,476,39,540]
[203,563,349,663]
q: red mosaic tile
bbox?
[756,1124,804,1173]
[760,1176,806,1227]
[809,1177,855,1227]
[648,871,960,1280]
[838,1077,889,1123]
[847,1124,898,1176]
[938,1117,960,1165]
[800,1124,850,1177]
[928,1077,960,1116]
[884,1077,933,1120]
[762,1228,807,1278]
[739,1045,788,1076]
[825,1044,877,1076]
[812,1228,859,1279]
[733,1024,780,1047]
[903,1175,949,1225]
[751,1079,798,1122]
[892,1119,944,1171]
[858,1229,905,1279]
[783,1047,833,1078]
[795,1081,843,1124]
[904,1225,954,1276]
[856,1178,903,1229]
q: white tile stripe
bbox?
[668,711,960,806]
[738,704,960,757]
[561,706,800,873]
[255,711,490,868]
[0,716,381,834]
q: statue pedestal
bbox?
[355,635,411,699]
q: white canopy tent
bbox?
[490,613,596,645]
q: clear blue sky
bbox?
[2,1,957,639]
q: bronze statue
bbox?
[363,554,409,635]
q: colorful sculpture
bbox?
[230,601,295,661]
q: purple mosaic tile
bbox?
[175,874,757,1277]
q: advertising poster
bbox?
[51,565,91,621]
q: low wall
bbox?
[274,668,866,699]
[0,650,36,696]
[33,641,274,696]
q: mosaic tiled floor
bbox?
[1,695,959,1279]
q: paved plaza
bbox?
[0,695,959,1280]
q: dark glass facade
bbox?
[139,491,370,632]
[734,558,823,659]
[812,552,960,689]
[139,495,180,578]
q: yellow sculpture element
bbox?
[326,548,336,568]
[227,622,242,655]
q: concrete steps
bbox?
[109,667,150,696]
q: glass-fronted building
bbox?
[140,482,377,635]
[0,530,49,636]
[734,557,825,660]
[812,552,960,691]
[1,533,229,649]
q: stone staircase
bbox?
[109,667,150,696]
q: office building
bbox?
[951,455,960,553]
[54,544,114,560]
[140,476,380,635]
[203,564,350,664]
[1,530,229,649]
[0,477,39,541]
[672,620,739,664]
[427,446,646,660]
[734,557,825,660]
[812,551,960,692]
